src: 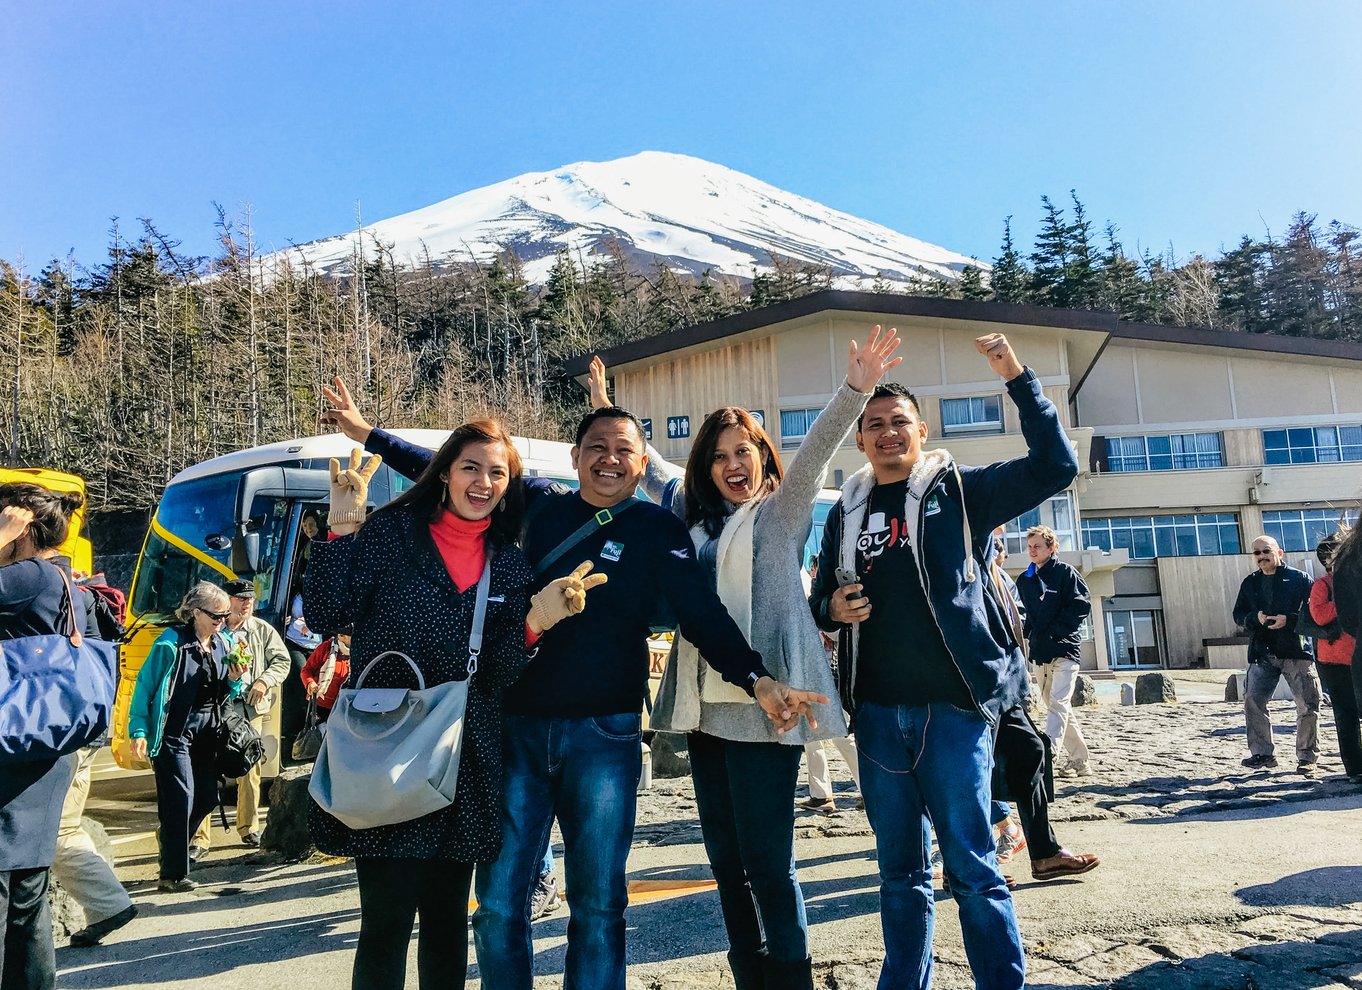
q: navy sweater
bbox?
[1016,557,1091,664]
[362,429,770,718]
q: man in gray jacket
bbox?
[191,579,290,852]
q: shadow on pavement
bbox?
[1110,928,1362,989]
[1236,866,1362,908]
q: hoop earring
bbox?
[497,500,506,513]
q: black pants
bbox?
[1320,662,1362,775]
[688,732,808,963]
[353,858,475,990]
[0,867,54,990]
[282,646,311,762]
[992,705,1062,862]
[152,722,220,881]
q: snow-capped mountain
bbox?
[280,151,981,285]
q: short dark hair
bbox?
[857,382,923,432]
[1318,529,1346,569]
[574,406,648,447]
[0,482,84,553]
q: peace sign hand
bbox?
[846,325,904,393]
[320,376,374,443]
[528,560,611,634]
[328,448,383,535]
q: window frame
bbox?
[1104,432,1224,472]
[1080,513,1241,559]
[940,394,1005,436]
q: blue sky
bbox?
[4,1,1359,271]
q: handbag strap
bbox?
[354,650,426,691]
[39,557,83,646]
[533,498,642,578]
[466,550,494,676]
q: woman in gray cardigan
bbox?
[587,327,900,990]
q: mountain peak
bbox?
[282,152,981,286]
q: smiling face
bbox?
[709,425,765,506]
[1027,534,1054,567]
[442,440,512,521]
[572,418,647,508]
[856,395,929,483]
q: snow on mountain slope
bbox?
[280,151,982,285]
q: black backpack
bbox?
[214,696,265,780]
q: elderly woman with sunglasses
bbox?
[128,581,249,892]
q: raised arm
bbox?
[765,326,900,534]
[320,375,433,481]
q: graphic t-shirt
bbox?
[854,479,973,708]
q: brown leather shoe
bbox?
[1031,850,1100,881]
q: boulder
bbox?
[48,817,117,936]
[1120,683,1136,707]
[1070,674,1098,707]
[649,732,691,779]
[261,765,317,860]
[1135,672,1178,705]
[1225,673,1244,703]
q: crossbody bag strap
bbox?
[532,498,642,578]
[40,557,83,646]
[466,545,496,676]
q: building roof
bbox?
[562,290,1362,382]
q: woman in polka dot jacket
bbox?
[305,420,605,990]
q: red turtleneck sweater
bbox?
[428,509,489,591]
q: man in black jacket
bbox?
[1233,535,1321,773]
[1016,525,1092,777]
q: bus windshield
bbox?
[129,472,239,620]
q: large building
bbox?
[566,291,1362,675]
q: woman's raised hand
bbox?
[328,448,383,536]
[320,376,374,443]
[846,325,904,393]
[587,356,612,410]
[528,560,610,635]
[0,506,34,550]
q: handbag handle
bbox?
[353,650,425,691]
[466,551,494,676]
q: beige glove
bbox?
[328,448,382,534]
[529,560,609,634]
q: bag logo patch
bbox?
[600,540,624,562]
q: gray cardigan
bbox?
[646,381,867,745]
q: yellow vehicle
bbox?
[111,430,579,774]
[0,467,93,575]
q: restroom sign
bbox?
[667,416,690,439]
[641,418,653,441]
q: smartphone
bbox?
[834,566,864,601]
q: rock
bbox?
[1071,674,1098,706]
[1135,673,1177,704]
[260,765,317,860]
[1225,672,1243,702]
[649,732,691,778]
[48,875,85,939]
[1120,682,1136,706]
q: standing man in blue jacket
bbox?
[1016,525,1093,777]
[1233,535,1321,773]
[808,333,1078,990]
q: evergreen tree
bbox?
[1094,224,1149,321]
[1029,195,1070,305]
[990,217,1030,304]
[1062,191,1099,308]
[1263,213,1332,337]
[958,263,990,301]
[1214,236,1270,333]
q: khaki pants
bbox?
[1037,658,1090,766]
[192,714,266,847]
[804,736,862,800]
[53,749,134,926]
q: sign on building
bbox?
[751,410,765,428]
[667,415,691,439]
[641,418,653,441]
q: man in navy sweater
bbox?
[321,385,824,990]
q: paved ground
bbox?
[64,676,1362,989]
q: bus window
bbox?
[246,495,292,616]
[129,473,239,619]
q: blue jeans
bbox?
[473,713,642,990]
[854,702,1024,990]
[688,732,808,962]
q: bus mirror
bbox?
[205,534,232,551]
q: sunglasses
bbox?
[1250,549,1276,557]
[201,609,230,621]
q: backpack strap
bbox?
[533,499,643,578]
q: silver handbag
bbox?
[308,556,492,829]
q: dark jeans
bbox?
[992,705,1061,862]
[353,858,474,990]
[855,702,1024,990]
[152,718,220,881]
[0,868,54,990]
[283,646,311,762]
[472,713,641,990]
[1319,663,1362,775]
[688,732,808,962]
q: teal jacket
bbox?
[128,625,243,757]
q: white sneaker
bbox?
[1071,761,1092,777]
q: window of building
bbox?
[780,408,821,449]
[1104,432,1223,472]
[1106,609,1163,668]
[1263,425,1362,465]
[1080,513,1240,559]
[1003,493,1077,556]
[941,395,1003,435]
[1261,508,1358,553]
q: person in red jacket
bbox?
[1310,532,1360,779]
[300,630,352,722]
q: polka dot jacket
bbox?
[304,505,533,862]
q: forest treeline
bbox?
[2,196,1358,516]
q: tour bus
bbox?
[0,466,93,574]
[111,429,841,775]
